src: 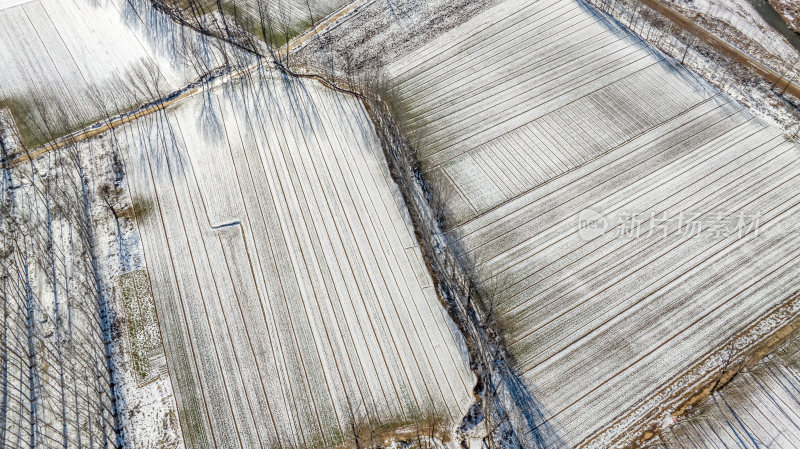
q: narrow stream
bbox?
[747,0,800,53]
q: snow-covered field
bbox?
[384,0,800,446]
[655,331,800,447]
[386,0,716,225]
[0,0,30,8]
[0,0,239,146]
[116,67,474,448]
[1,111,189,447]
[233,0,350,28]
[1,161,119,448]
[5,0,800,447]
[291,0,501,76]
[672,0,798,73]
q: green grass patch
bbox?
[0,97,51,149]
[216,2,315,49]
[119,269,162,382]
[162,0,314,49]
[162,0,216,9]
[0,96,110,150]
[260,18,313,48]
[127,196,155,223]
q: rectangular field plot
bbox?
[386,0,717,225]
[117,69,474,448]
[0,0,237,146]
[385,0,800,446]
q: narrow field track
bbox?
[0,0,237,146]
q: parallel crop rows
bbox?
[0,0,233,146]
[386,0,717,225]
[235,0,350,29]
[661,335,800,447]
[385,0,800,446]
[118,69,474,448]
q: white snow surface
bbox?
[385,0,800,446]
[584,0,800,135]
[0,0,30,9]
[86,139,185,449]
[1,127,184,448]
[656,330,800,447]
[0,0,244,141]
[113,67,475,448]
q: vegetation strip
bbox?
[634,0,800,98]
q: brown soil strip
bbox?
[642,0,800,98]
[7,88,197,167]
[6,62,261,168]
[5,0,359,167]
[579,292,800,449]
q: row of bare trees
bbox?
[649,331,800,448]
[0,1,327,445]
[0,65,144,447]
[148,0,319,66]
[590,0,800,138]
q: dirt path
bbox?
[642,0,800,98]
[285,0,369,53]
[7,89,196,166]
[8,0,797,164]
[5,0,363,167]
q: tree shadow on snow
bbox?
[117,0,226,79]
[196,83,226,145]
[574,0,722,100]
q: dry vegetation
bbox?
[368,0,800,446]
[769,0,800,32]
[5,0,800,448]
[654,325,800,448]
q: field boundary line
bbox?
[534,221,800,445]
[636,0,800,98]
[512,155,800,361]
[580,288,800,448]
[452,95,731,244]
[496,126,779,314]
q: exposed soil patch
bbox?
[769,0,800,32]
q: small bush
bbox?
[126,196,155,222]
